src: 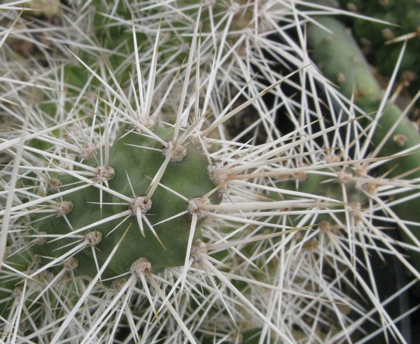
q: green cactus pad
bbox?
[32,127,220,282]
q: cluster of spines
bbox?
[1,1,420,343]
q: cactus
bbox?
[1,1,420,343]
[31,127,221,281]
[307,14,420,273]
[338,0,420,106]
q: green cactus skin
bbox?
[31,127,220,282]
[307,16,420,272]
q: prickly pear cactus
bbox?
[31,127,221,281]
[307,14,420,273]
[2,1,420,343]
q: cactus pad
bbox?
[32,127,220,282]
